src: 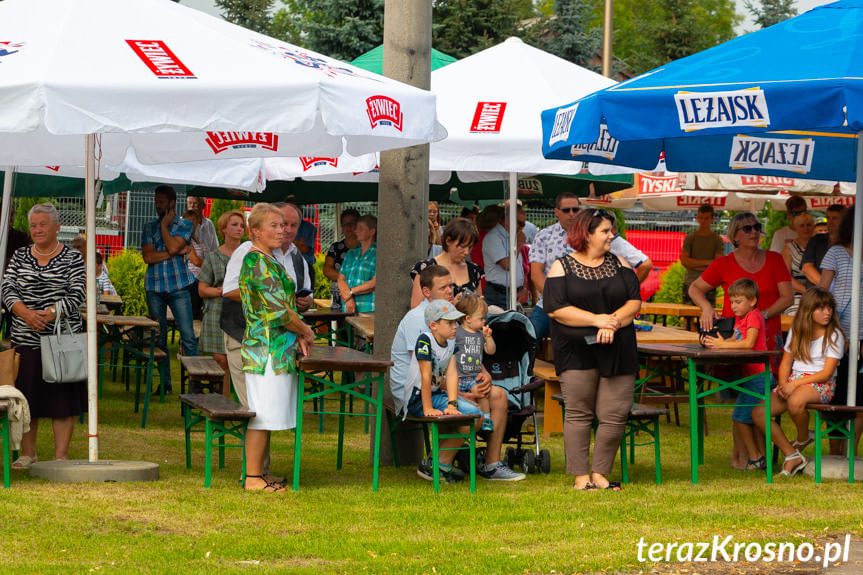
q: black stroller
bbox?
[457,310,550,474]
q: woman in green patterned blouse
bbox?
[239,204,315,493]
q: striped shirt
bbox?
[1,245,86,348]
[141,216,195,293]
[341,242,377,312]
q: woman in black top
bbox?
[543,209,641,491]
[1,202,86,469]
[409,217,484,308]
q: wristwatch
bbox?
[447,400,458,407]
[762,310,769,321]
[347,289,354,300]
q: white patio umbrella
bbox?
[0,0,444,462]
[264,37,634,308]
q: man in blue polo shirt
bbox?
[142,185,198,394]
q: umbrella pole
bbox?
[85,135,99,461]
[0,168,15,298]
[849,135,863,408]
[508,172,518,310]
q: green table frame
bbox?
[0,402,10,488]
[293,346,392,491]
[638,343,782,484]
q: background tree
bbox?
[595,0,741,76]
[271,0,383,61]
[214,0,275,34]
[432,0,537,59]
[744,0,796,29]
[532,0,603,71]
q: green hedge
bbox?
[107,250,148,316]
[313,252,331,300]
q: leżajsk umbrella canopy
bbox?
[541,0,863,412]
[0,0,445,166]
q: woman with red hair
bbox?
[543,208,642,491]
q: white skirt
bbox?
[245,356,298,431]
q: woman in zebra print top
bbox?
[1,202,86,469]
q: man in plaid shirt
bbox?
[337,214,377,313]
[141,185,199,394]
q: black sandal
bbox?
[604,481,622,491]
[243,474,286,493]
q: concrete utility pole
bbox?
[602,0,613,78]
[373,0,432,464]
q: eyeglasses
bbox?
[790,210,806,217]
[589,208,611,218]
[740,223,763,234]
[559,207,579,213]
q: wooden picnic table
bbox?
[641,302,795,333]
[346,314,375,353]
[100,293,123,311]
[303,309,355,347]
[637,342,782,484]
[293,345,393,492]
[92,314,162,428]
[635,324,700,344]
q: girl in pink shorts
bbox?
[753,288,846,477]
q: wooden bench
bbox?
[0,400,10,488]
[180,356,225,396]
[383,396,480,493]
[552,394,668,485]
[180,393,255,487]
[808,403,863,484]
[533,360,561,437]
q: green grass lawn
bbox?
[2,343,862,575]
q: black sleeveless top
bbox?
[542,252,641,377]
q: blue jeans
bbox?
[146,288,199,388]
[529,305,550,341]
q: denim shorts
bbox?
[407,388,482,417]
[457,375,479,393]
[732,372,773,424]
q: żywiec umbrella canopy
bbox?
[0,0,445,165]
[540,0,863,407]
[0,0,446,465]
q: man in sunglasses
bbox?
[769,195,807,253]
[528,192,581,339]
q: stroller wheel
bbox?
[504,447,516,468]
[523,449,535,474]
[539,449,551,474]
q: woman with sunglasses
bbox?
[690,212,793,355]
[543,208,642,491]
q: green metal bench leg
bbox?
[292,373,306,491]
[469,423,476,494]
[814,411,823,483]
[653,417,662,485]
[849,420,856,484]
[337,392,346,470]
[371,378,383,492]
[620,431,630,484]
[431,422,440,494]
[204,418,213,488]
[184,405,192,469]
[218,428,226,470]
[1,411,10,488]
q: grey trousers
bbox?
[560,368,634,476]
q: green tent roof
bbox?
[350,45,457,74]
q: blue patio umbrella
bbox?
[541,0,863,409]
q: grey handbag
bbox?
[41,301,88,383]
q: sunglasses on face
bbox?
[740,223,763,234]
[559,207,579,213]
[790,210,806,217]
